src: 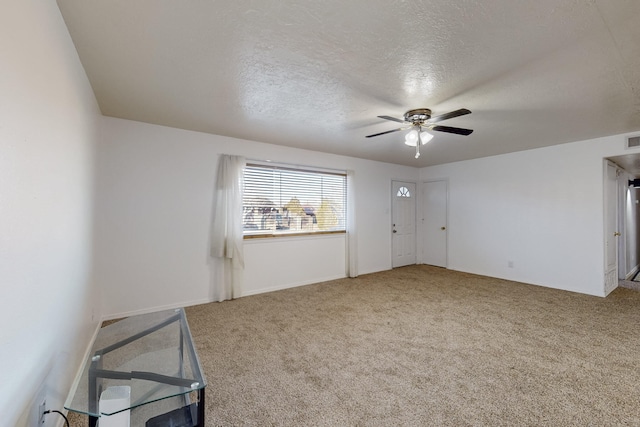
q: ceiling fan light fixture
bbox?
[404,129,419,146]
[420,131,433,145]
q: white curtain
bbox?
[346,170,358,277]
[211,154,246,301]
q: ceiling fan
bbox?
[366,108,473,158]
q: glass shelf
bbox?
[65,308,206,426]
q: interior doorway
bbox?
[605,155,640,293]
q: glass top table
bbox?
[65,308,206,426]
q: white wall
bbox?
[244,235,346,295]
[0,1,102,425]
[420,132,640,296]
[97,117,418,318]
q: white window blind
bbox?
[243,163,346,237]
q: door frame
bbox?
[419,178,449,268]
[616,166,627,279]
[603,160,620,295]
[390,179,417,268]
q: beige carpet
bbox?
[70,266,640,426]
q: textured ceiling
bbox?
[56,0,640,167]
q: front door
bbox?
[392,181,416,268]
[422,180,448,267]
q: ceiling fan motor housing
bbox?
[404,108,431,124]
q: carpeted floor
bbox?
[70,266,640,426]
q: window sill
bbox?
[244,230,346,240]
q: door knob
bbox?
[441,226,446,230]
[614,231,621,237]
[393,230,397,233]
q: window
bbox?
[243,163,346,238]
[396,186,411,197]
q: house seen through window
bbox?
[243,163,347,237]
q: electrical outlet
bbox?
[38,399,46,425]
